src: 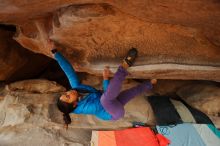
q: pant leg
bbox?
[117,82,152,105]
[100,96,125,120]
[100,66,128,120]
[103,65,128,101]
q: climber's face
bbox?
[60,90,78,107]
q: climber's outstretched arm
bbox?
[47,40,97,92]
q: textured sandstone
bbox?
[0,79,156,146]
[177,82,220,117]
[0,1,219,81]
[0,1,219,145]
[0,79,219,145]
[0,29,26,80]
[0,80,155,129]
[177,82,220,127]
[6,79,66,93]
[1,1,220,44]
[0,29,52,81]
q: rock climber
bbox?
[47,40,157,129]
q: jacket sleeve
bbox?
[102,80,109,91]
[76,84,98,93]
[54,52,80,88]
[54,52,98,92]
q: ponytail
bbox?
[63,113,71,124]
[57,98,76,129]
[63,113,71,129]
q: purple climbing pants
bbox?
[100,66,152,120]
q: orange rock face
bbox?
[0,29,25,80]
[0,28,51,81]
[0,1,220,81]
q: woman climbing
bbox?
[47,40,157,128]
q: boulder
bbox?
[177,82,220,119]
[0,28,52,82]
[0,76,219,146]
[6,79,66,93]
[0,1,219,81]
[0,80,155,129]
[177,83,220,116]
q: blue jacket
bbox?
[54,52,112,120]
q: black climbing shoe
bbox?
[123,48,138,67]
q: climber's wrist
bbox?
[103,76,109,80]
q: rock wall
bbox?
[0,0,219,81]
[0,79,219,145]
[0,27,52,82]
[0,79,156,145]
[0,1,219,145]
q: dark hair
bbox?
[57,98,76,126]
